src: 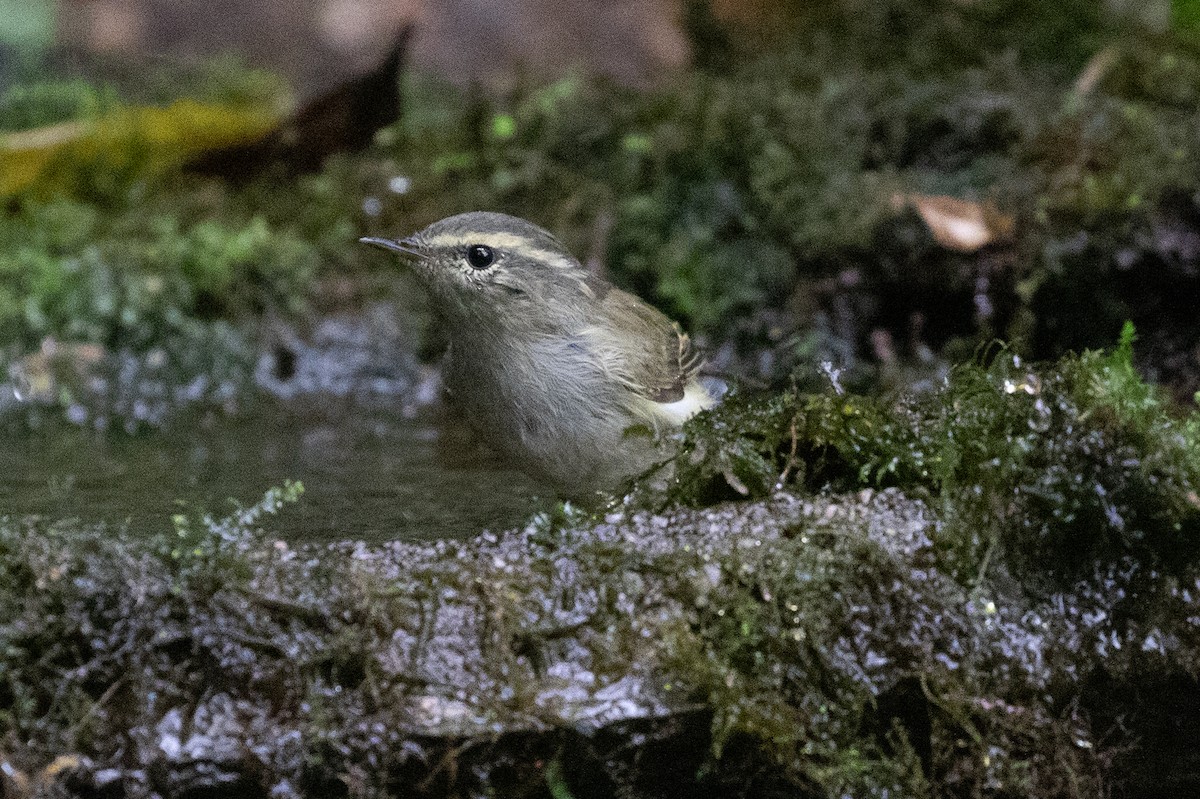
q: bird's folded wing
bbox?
[587,287,703,404]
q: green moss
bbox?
[1,465,1195,796]
[0,78,121,132]
[652,327,1200,583]
[0,94,386,427]
[0,194,320,351]
[612,329,1197,795]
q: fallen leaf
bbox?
[0,94,291,197]
[894,193,1015,253]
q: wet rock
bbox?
[139,694,305,799]
[0,477,1196,795]
[254,303,424,406]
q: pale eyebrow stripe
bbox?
[422,232,577,270]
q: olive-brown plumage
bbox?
[361,211,713,492]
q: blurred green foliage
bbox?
[0,0,55,50]
[0,195,320,353]
[0,77,120,132]
[0,65,380,422]
[0,58,286,132]
[0,70,289,200]
[379,2,1200,393]
[6,1,1200,418]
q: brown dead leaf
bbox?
[894,193,1016,253]
[39,755,85,784]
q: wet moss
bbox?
[2,340,1199,797]
[0,482,1147,797]
[654,325,1200,585]
[624,334,1199,796]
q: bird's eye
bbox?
[466,244,494,269]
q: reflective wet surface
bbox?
[0,405,548,542]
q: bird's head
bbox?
[361,211,602,327]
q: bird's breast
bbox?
[445,333,614,431]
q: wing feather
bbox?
[587,287,705,405]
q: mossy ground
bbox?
[4,3,1200,797]
[2,339,1199,797]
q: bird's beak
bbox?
[359,236,426,258]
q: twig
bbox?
[776,418,800,489]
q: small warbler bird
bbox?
[361,211,714,493]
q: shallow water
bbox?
[0,406,549,542]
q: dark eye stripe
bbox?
[466,245,494,269]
